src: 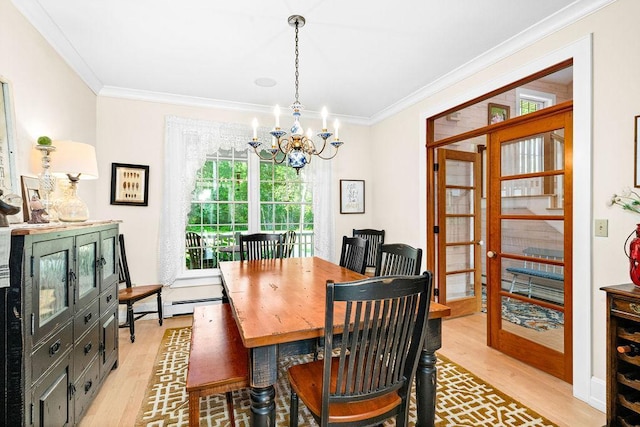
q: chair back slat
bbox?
[353,229,385,269]
[321,272,433,423]
[281,230,297,258]
[375,243,422,276]
[118,234,133,289]
[239,233,283,260]
[339,236,369,274]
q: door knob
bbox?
[487,251,496,258]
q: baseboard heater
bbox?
[164,297,221,317]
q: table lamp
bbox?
[51,140,99,222]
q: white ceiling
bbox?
[13,0,609,122]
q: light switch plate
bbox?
[595,219,608,237]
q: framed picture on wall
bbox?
[488,103,510,125]
[110,163,149,206]
[340,179,365,214]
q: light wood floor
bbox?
[439,313,605,427]
[79,313,605,427]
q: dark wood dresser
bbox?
[0,221,119,426]
[602,283,640,426]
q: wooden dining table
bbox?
[219,256,450,427]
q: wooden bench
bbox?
[506,247,564,302]
[186,304,248,427]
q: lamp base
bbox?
[57,180,89,222]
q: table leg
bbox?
[249,346,278,427]
[416,318,442,427]
[250,386,275,427]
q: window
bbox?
[186,149,248,269]
[186,151,314,269]
[259,159,314,257]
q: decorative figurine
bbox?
[28,194,49,224]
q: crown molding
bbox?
[11,0,104,94]
[99,86,372,126]
[368,0,616,125]
[12,0,615,127]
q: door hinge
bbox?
[30,255,34,278]
[433,163,439,172]
[434,226,439,233]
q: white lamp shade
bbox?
[51,140,99,179]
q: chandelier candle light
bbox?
[248,15,344,174]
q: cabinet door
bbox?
[32,237,74,343]
[100,228,119,291]
[30,353,73,427]
[100,305,119,379]
[76,232,100,307]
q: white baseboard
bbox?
[588,376,606,413]
[118,283,223,322]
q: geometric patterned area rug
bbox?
[135,327,558,427]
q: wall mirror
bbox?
[0,78,18,194]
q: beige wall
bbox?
[96,97,372,281]
[369,0,636,402]
[1,0,97,199]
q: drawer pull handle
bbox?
[84,312,92,323]
[106,294,113,303]
[49,340,61,356]
[84,380,93,393]
[630,303,640,314]
[84,342,93,355]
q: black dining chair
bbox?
[118,234,163,343]
[185,231,207,269]
[288,272,433,427]
[338,236,369,275]
[375,243,423,276]
[352,229,385,273]
[281,230,297,258]
[239,233,284,260]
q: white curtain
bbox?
[159,115,334,285]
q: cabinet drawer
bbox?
[74,298,99,338]
[612,296,640,321]
[31,321,73,384]
[74,324,100,379]
[100,282,118,315]
[74,357,100,421]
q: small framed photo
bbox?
[488,103,510,125]
[110,163,149,206]
[340,179,365,214]
[20,175,41,222]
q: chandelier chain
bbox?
[294,20,300,105]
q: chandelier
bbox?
[248,15,344,174]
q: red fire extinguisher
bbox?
[626,224,640,287]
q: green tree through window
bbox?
[186,149,313,269]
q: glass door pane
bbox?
[437,147,482,317]
[39,251,68,326]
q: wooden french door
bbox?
[486,104,572,382]
[436,149,482,317]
